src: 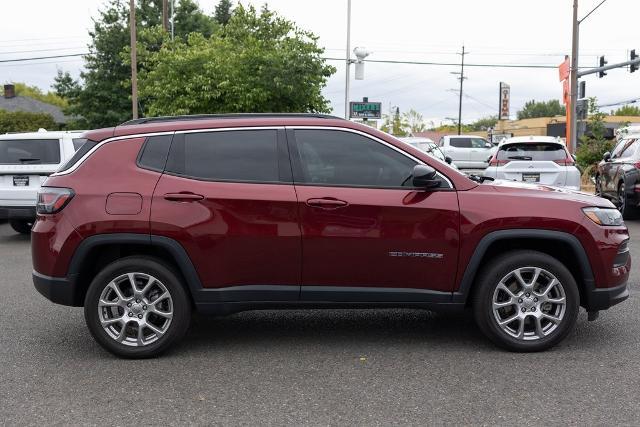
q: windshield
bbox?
[496,143,566,161]
[0,139,61,165]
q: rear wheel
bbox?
[618,182,639,219]
[9,219,33,234]
[84,256,191,358]
[473,250,579,352]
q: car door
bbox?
[468,137,493,167]
[615,139,639,201]
[288,128,460,301]
[150,128,301,302]
[446,137,471,167]
[604,139,631,196]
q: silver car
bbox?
[483,136,581,190]
[398,137,459,169]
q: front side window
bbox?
[470,138,490,148]
[294,130,417,188]
[619,139,638,158]
[0,139,61,164]
[166,130,279,182]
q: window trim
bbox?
[136,133,175,173]
[286,126,454,190]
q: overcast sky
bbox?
[1,0,638,124]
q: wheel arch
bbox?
[68,234,203,306]
[454,229,595,307]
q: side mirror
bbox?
[484,142,493,149]
[603,151,611,162]
[445,156,453,165]
[412,165,441,188]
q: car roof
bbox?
[397,137,435,144]
[447,134,484,139]
[500,136,563,146]
[0,129,86,140]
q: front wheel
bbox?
[84,256,191,358]
[9,219,33,234]
[473,250,579,352]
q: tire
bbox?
[473,250,579,352]
[618,182,639,219]
[594,174,602,196]
[9,219,33,234]
[84,256,191,358]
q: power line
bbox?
[0,53,88,63]
[323,57,586,70]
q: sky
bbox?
[1,0,639,125]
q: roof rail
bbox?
[119,113,344,126]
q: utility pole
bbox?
[162,0,169,32]
[344,0,352,119]
[453,45,467,135]
[569,0,579,153]
[129,0,138,119]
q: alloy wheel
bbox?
[97,272,174,347]
[492,267,566,341]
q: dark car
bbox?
[31,114,630,358]
[596,135,640,218]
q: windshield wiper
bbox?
[507,155,533,161]
[18,158,41,163]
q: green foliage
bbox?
[10,83,67,108]
[214,0,234,25]
[52,70,81,101]
[469,115,498,131]
[517,99,566,120]
[381,108,409,136]
[612,104,640,116]
[0,110,57,133]
[576,98,613,176]
[136,4,335,116]
[63,0,217,128]
[401,109,426,133]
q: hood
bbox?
[482,179,615,208]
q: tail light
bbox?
[488,156,510,166]
[36,187,74,214]
[634,161,640,169]
[554,158,575,166]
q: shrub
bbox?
[0,110,58,133]
[575,139,614,176]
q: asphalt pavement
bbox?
[1,220,639,425]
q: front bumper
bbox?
[0,206,36,219]
[583,281,629,311]
[33,270,81,306]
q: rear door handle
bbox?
[163,192,204,202]
[306,197,348,209]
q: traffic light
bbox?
[598,56,607,78]
[631,49,639,73]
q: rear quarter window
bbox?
[449,138,472,148]
[137,135,173,172]
[0,139,61,165]
[497,143,567,161]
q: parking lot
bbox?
[0,220,638,425]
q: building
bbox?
[0,84,70,126]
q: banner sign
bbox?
[498,82,510,120]
[349,101,382,119]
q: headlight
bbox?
[582,207,624,226]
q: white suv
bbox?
[482,136,580,190]
[438,135,496,169]
[0,130,85,233]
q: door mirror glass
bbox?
[603,151,611,162]
[412,165,441,188]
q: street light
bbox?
[353,47,371,80]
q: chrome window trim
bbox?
[50,127,284,176]
[287,126,454,189]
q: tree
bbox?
[62,0,216,128]
[52,70,81,101]
[516,99,566,119]
[214,0,233,25]
[402,109,426,133]
[612,104,640,116]
[11,82,67,108]
[469,115,498,131]
[576,97,613,176]
[381,108,409,136]
[0,110,57,133]
[137,5,335,116]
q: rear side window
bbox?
[166,130,279,182]
[72,138,87,151]
[56,139,99,173]
[0,139,61,164]
[619,139,638,158]
[449,138,471,148]
[138,135,173,172]
[497,143,567,161]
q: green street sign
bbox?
[349,101,382,119]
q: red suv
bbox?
[32,114,631,358]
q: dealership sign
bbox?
[498,82,510,120]
[349,101,382,119]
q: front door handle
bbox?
[163,192,204,202]
[306,197,348,209]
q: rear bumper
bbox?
[33,270,81,306]
[0,206,36,219]
[584,281,629,311]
